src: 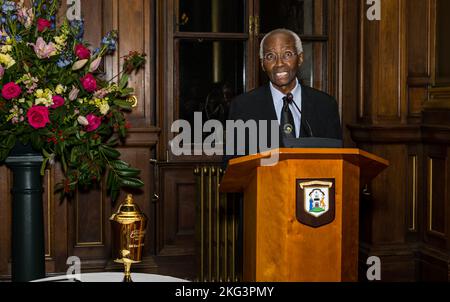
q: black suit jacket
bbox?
[225,83,342,159]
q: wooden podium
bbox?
[220,148,388,282]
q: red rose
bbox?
[50,95,65,109]
[74,44,91,59]
[37,18,52,32]
[80,73,97,92]
[86,114,102,132]
[2,82,22,100]
[27,106,50,129]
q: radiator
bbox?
[195,165,241,282]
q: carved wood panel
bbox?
[359,0,407,123]
[157,164,196,256]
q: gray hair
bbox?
[259,28,303,59]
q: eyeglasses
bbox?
[263,50,297,63]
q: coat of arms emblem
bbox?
[296,179,335,227]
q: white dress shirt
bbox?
[269,79,302,138]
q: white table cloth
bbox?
[32,272,189,282]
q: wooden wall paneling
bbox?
[406,154,419,234]
[156,0,174,161]
[359,0,376,122]
[406,145,424,243]
[357,143,417,281]
[335,0,359,147]
[49,164,70,274]
[369,144,408,244]
[447,146,450,268]
[408,87,428,119]
[81,0,103,44]
[419,125,450,281]
[116,0,152,127]
[0,167,11,278]
[68,188,108,270]
[43,169,56,273]
[406,0,431,123]
[155,163,197,279]
[102,0,154,127]
[424,146,447,249]
[158,164,196,255]
[359,0,407,123]
[418,249,449,281]
[407,0,431,78]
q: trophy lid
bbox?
[110,194,147,223]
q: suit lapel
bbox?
[260,85,278,122]
[300,84,314,137]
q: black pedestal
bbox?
[6,143,45,282]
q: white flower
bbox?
[72,59,88,70]
[77,115,89,126]
[99,102,110,115]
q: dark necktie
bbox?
[280,93,296,140]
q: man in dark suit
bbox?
[226,28,342,159]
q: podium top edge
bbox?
[228,148,389,167]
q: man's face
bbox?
[261,32,303,94]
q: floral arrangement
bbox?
[0,0,146,201]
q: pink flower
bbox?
[85,114,102,132]
[0,65,4,80]
[74,44,91,59]
[93,88,109,99]
[2,82,22,100]
[89,57,102,72]
[29,37,57,59]
[37,18,52,32]
[80,73,97,92]
[68,86,79,101]
[51,95,65,109]
[27,106,50,129]
[17,7,34,28]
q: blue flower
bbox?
[70,19,85,41]
[93,47,100,56]
[101,31,118,53]
[56,52,73,68]
[57,58,71,68]
[1,1,16,13]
